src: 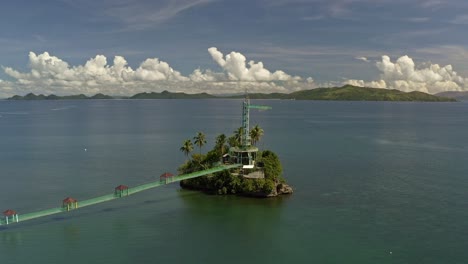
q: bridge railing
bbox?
[0,164,241,227]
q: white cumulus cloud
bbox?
[345,55,467,94]
[4,48,466,98]
[1,48,312,97]
[344,79,387,89]
[0,79,14,98]
[4,51,188,86]
[207,47,301,82]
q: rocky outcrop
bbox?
[277,183,293,195]
[181,178,293,198]
[242,182,293,198]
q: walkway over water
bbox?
[0,164,241,226]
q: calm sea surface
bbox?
[1,99,468,263]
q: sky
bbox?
[1,0,468,97]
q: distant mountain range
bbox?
[7,85,456,102]
[8,93,113,100]
[435,91,468,101]
[130,90,216,99]
[228,85,455,102]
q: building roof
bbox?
[3,209,17,216]
[115,185,129,191]
[63,197,77,204]
[160,172,174,178]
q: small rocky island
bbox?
[178,97,293,197]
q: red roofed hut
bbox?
[62,197,78,211]
[3,209,18,225]
[160,172,174,184]
[115,185,129,197]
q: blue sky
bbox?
[1,0,468,96]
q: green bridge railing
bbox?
[0,164,241,226]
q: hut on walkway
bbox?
[62,197,78,211]
[3,209,19,225]
[115,185,129,197]
[160,172,174,184]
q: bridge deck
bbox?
[1,164,241,226]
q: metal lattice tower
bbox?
[240,94,271,149]
[242,96,251,147]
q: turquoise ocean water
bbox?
[1,99,468,263]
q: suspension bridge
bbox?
[0,164,241,226]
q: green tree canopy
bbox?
[261,150,283,181]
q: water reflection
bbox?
[63,224,80,243]
[1,230,23,246]
[177,189,288,235]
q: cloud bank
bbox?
[345,55,468,94]
[2,48,468,98]
[0,47,311,97]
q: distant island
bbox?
[7,85,456,102]
[236,85,456,102]
[130,90,216,99]
[8,93,113,100]
[435,91,468,101]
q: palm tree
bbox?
[193,132,207,154]
[215,134,227,155]
[228,135,239,148]
[250,125,264,145]
[180,139,194,158]
[234,127,244,146]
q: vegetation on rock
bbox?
[178,128,291,197]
